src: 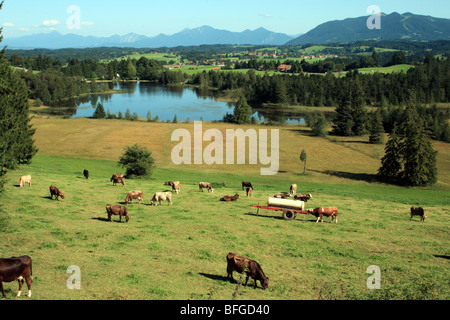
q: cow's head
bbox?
[261,277,269,290]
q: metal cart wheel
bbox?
[282,210,296,221]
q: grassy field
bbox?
[357,64,414,74]
[1,118,449,300]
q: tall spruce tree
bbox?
[0,1,38,191]
[378,127,402,183]
[332,76,367,136]
[400,106,438,186]
[369,109,385,144]
[378,105,438,186]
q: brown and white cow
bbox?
[150,191,172,206]
[226,253,269,290]
[125,190,144,205]
[19,175,31,187]
[0,255,33,298]
[294,193,313,202]
[410,206,426,221]
[273,192,291,199]
[307,207,338,223]
[111,174,125,186]
[164,181,181,194]
[242,181,253,190]
[220,194,240,202]
[290,184,298,195]
[49,185,65,200]
[246,187,253,197]
[106,204,130,223]
[199,182,214,193]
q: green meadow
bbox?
[0,118,449,300]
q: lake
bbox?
[72,81,306,124]
[73,82,234,121]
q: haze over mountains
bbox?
[4,12,450,49]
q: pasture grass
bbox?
[0,118,449,300]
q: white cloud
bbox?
[42,19,61,27]
[20,28,30,32]
[259,13,274,18]
[81,21,95,26]
[3,22,15,27]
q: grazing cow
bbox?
[226,253,269,290]
[199,182,214,193]
[410,206,426,221]
[150,191,172,206]
[290,184,298,195]
[106,204,130,223]
[49,185,65,200]
[294,193,313,202]
[19,175,31,188]
[307,207,338,223]
[220,194,240,202]
[83,169,89,179]
[246,187,253,197]
[273,192,291,199]
[242,181,253,190]
[0,255,33,298]
[111,174,125,186]
[164,181,181,194]
[125,190,144,205]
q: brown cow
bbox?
[294,193,313,202]
[226,253,269,290]
[19,175,31,187]
[410,206,426,221]
[49,185,65,200]
[111,174,125,186]
[164,181,181,194]
[125,190,144,205]
[0,255,33,298]
[246,187,253,197]
[273,192,291,199]
[307,207,338,223]
[242,181,253,190]
[106,204,130,223]
[199,182,214,193]
[290,184,298,195]
[220,194,240,202]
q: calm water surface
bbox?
[72,82,305,124]
[73,82,235,121]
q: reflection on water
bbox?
[54,82,316,124]
[72,82,234,122]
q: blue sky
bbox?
[1,0,449,38]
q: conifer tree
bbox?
[0,1,38,190]
[369,109,385,144]
[93,102,106,118]
[378,128,402,183]
[378,105,438,186]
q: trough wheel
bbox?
[282,210,296,221]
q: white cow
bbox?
[150,191,172,206]
[19,175,31,187]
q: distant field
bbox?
[1,118,448,300]
[357,64,414,74]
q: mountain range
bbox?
[287,12,450,45]
[4,12,450,49]
[4,26,294,49]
